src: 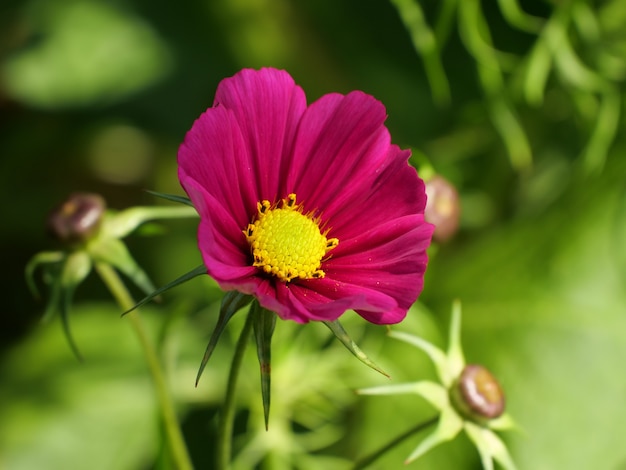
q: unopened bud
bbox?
[424,176,460,243]
[47,192,106,243]
[450,364,505,423]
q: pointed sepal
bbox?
[323,320,389,377]
[123,264,207,315]
[405,406,463,464]
[145,190,194,207]
[252,302,277,430]
[388,330,451,386]
[89,237,157,297]
[102,204,197,239]
[25,250,65,299]
[58,251,93,360]
[195,291,253,385]
[464,422,518,470]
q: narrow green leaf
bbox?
[252,303,277,430]
[323,320,389,377]
[497,0,543,33]
[145,190,194,207]
[122,264,207,315]
[390,0,451,105]
[195,291,253,385]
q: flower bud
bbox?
[424,176,460,243]
[450,364,505,423]
[47,192,106,243]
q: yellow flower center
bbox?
[244,194,338,282]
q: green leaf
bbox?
[252,303,277,430]
[195,291,253,386]
[323,320,389,377]
[145,190,194,207]
[122,264,207,316]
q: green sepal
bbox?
[323,320,389,377]
[122,264,207,316]
[89,237,156,298]
[25,250,65,299]
[60,276,83,361]
[195,291,253,386]
[252,302,277,430]
[41,263,64,323]
[102,205,198,239]
[145,190,194,207]
[58,251,93,361]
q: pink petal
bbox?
[214,68,307,202]
[286,91,391,213]
[182,178,257,286]
[178,105,257,229]
[327,146,427,242]
[178,68,433,325]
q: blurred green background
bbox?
[2,0,626,468]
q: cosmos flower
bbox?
[358,301,517,470]
[178,68,433,324]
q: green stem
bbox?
[352,415,438,470]
[95,262,193,470]
[217,306,255,470]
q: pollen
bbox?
[244,194,338,282]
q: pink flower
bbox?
[178,68,433,324]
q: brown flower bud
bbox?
[424,176,460,243]
[47,192,106,243]
[450,364,505,423]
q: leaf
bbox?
[195,291,253,385]
[252,303,277,430]
[122,264,207,315]
[323,320,389,377]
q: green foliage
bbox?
[4,0,626,468]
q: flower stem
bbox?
[94,262,194,470]
[352,415,438,470]
[217,305,255,470]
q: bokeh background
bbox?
[2,0,626,468]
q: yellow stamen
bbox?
[244,194,338,282]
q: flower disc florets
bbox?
[245,194,338,282]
